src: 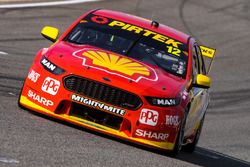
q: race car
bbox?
[18,9,216,156]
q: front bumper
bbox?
[20,95,175,150]
[19,59,182,151]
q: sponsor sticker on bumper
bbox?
[71,94,126,116]
[27,89,54,107]
[135,129,169,141]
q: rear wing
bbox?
[200,45,216,74]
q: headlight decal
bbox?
[40,56,65,75]
[145,97,180,106]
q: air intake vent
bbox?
[64,75,142,110]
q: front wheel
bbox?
[169,108,188,157]
[183,114,205,153]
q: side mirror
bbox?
[193,74,211,89]
[41,26,59,43]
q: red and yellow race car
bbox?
[18,9,216,156]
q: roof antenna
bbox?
[151,20,159,28]
[150,12,159,28]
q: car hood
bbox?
[45,41,186,97]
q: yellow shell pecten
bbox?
[82,50,150,76]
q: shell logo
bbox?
[72,48,158,82]
[83,50,150,76]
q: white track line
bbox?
[0,157,19,164]
[0,51,8,55]
[0,0,101,9]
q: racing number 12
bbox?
[166,46,181,56]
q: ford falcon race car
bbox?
[18,9,216,156]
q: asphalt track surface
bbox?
[0,0,250,166]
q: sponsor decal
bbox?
[86,15,183,48]
[83,50,150,76]
[146,97,180,106]
[91,15,109,24]
[41,56,57,72]
[41,77,60,95]
[27,69,40,83]
[73,48,158,83]
[135,129,169,141]
[27,89,53,106]
[182,91,188,100]
[107,22,183,56]
[139,109,158,126]
[71,94,126,116]
[200,45,216,58]
[177,62,184,75]
[156,99,177,106]
[108,20,182,48]
[166,115,180,126]
[81,14,187,57]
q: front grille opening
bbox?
[64,75,142,110]
[70,102,123,130]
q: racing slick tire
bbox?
[183,114,205,153]
[169,108,188,157]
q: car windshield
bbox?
[65,15,188,78]
[66,25,135,55]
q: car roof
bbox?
[93,9,190,44]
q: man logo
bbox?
[139,109,158,126]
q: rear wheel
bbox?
[183,114,205,153]
[169,108,188,157]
